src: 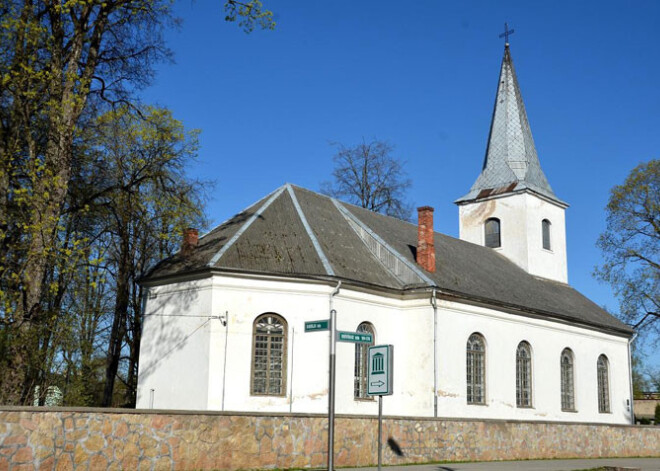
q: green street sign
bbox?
[305,319,329,332]
[337,331,373,343]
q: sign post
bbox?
[368,345,394,471]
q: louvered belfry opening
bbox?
[417,206,436,273]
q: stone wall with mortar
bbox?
[1,407,659,470]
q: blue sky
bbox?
[142,1,660,368]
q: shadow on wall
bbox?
[137,284,206,388]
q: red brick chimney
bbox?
[417,206,435,273]
[182,228,199,255]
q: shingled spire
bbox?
[456,44,566,207]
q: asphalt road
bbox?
[343,457,660,471]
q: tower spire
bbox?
[456,43,566,207]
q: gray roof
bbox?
[456,45,566,206]
[144,183,631,337]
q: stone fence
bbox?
[1,407,659,470]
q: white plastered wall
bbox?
[435,299,632,424]
[458,192,568,283]
[136,278,213,410]
[136,274,631,424]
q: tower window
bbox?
[484,218,501,248]
[542,219,552,250]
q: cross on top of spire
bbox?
[499,22,514,45]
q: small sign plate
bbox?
[337,331,373,343]
[368,345,393,396]
[304,319,329,332]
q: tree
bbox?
[321,139,413,220]
[0,0,272,405]
[596,159,660,341]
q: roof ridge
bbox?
[286,184,335,276]
[331,198,435,286]
[206,184,287,267]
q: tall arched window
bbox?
[485,218,501,248]
[597,354,610,413]
[542,219,552,250]
[251,313,287,396]
[560,348,575,411]
[466,333,486,404]
[516,341,533,407]
[354,322,375,399]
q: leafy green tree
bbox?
[596,159,660,342]
[321,139,413,220]
[0,0,272,405]
[82,106,207,406]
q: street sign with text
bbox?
[337,331,373,343]
[367,345,393,396]
[305,319,329,332]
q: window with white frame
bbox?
[560,348,575,411]
[516,341,533,407]
[466,333,486,404]
[354,322,375,399]
[251,313,287,396]
[597,354,610,413]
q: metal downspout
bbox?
[328,281,341,471]
[431,289,438,417]
[627,332,638,424]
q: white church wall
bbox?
[435,299,631,424]
[458,192,568,283]
[523,193,568,283]
[206,275,433,417]
[137,275,631,425]
[136,278,213,410]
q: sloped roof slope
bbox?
[144,183,631,337]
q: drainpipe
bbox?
[328,281,341,471]
[431,289,438,417]
[627,332,638,424]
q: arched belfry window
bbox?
[485,218,501,248]
[560,348,575,411]
[251,313,287,396]
[354,322,375,399]
[466,333,486,404]
[597,354,610,413]
[516,341,533,407]
[542,219,552,250]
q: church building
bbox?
[136,44,634,424]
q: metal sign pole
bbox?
[377,395,383,471]
[327,308,337,471]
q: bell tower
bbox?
[455,41,569,283]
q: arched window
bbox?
[251,313,287,396]
[466,333,486,404]
[516,341,533,407]
[354,322,375,399]
[542,219,552,250]
[560,348,575,411]
[597,354,610,413]
[485,218,501,248]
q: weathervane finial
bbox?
[499,22,514,46]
